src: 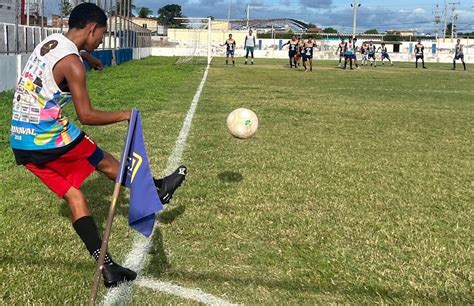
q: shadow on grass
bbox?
[161,270,471,303]
[146,205,186,277]
[157,205,186,224]
[0,254,91,272]
[58,175,129,232]
[217,171,243,183]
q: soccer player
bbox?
[221,33,236,66]
[296,37,305,67]
[244,29,256,65]
[452,39,466,70]
[377,43,393,66]
[352,37,360,69]
[367,41,377,67]
[302,36,315,72]
[282,35,299,68]
[360,42,368,66]
[9,3,187,288]
[343,37,355,70]
[414,39,426,69]
[336,37,345,67]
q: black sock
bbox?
[232,60,235,65]
[463,62,466,70]
[226,60,228,64]
[453,61,456,68]
[73,216,113,265]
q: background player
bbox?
[343,37,355,70]
[244,29,256,65]
[452,39,466,70]
[336,37,345,67]
[414,39,427,69]
[221,33,236,66]
[302,36,315,72]
[377,43,393,66]
[282,35,299,68]
[367,41,377,67]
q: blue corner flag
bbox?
[116,109,163,237]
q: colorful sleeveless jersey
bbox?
[10,33,82,151]
[455,44,463,55]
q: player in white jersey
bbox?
[244,29,256,65]
[377,43,393,66]
[8,3,187,289]
[452,39,466,70]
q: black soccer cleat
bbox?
[154,165,187,204]
[102,263,137,288]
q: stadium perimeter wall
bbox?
[156,34,473,64]
[0,48,152,93]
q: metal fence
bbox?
[1,16,152,55]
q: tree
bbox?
[158,4,184,27]
[308,23,317,28]
[60,0,73,17]
[445,22,454,36]
[138,7,152,18]
[323,27,338,33]
[364,29,378,34]
[207,16,215,20]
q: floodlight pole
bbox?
[246,4,250,29]
[352,0,360,38]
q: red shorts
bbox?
[25,136,103,198]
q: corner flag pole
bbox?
[88,109,138,305]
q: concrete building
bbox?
[0,0,16,24]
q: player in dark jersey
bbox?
[220,34,236,66]
[336,37,345,67]
[377,42,393,66]
[452,39,466,70]
[282,35,299,68]
[302,36,315,72]
[367,41,377,67]
[414,39,426,69]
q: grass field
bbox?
[0,57,473,304]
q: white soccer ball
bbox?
[226,108,259,139]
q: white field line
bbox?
[136,277,238,306]
[103,63,232,305]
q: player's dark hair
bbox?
[69,3,107,29]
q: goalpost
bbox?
[172,17,212,65]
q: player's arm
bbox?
[244,36,247,47]
[55,54,130,125]
[282,40,289,47]
[80,50,103,70]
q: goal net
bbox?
[171,17,212,65]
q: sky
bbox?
[133,0,474,33]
